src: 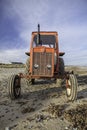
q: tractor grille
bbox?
[32,52,53,76]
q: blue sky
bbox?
[0,0,87,65]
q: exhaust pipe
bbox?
[37,24,40,45]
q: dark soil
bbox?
[46,103,87,130]
[64,104,87,130]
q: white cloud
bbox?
[0,49,27,63]
[5,0,49,27]
[64,48,87,66]
[4,0,49,44]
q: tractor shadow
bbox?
[22,79,66,101]
[22,74,87,101]
[33,79,56,85]
[19,79,66,115]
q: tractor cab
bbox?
[33,34,56,48]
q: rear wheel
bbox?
[25,58,35,86]
[66,74,78,101]
[59,58,65,76]
[56,58,65,87]
[8,74,21,100]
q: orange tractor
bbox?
[8,24,78,101]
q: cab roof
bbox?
[32,31,58,35]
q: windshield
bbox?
[33,35,56,48]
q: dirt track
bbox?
[0,66,87,130]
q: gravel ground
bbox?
[0,66,87,130]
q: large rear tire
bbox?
[66,74,78,101]
[25,58,35,86]
[56,58,65,86]
[59,58,65,76]
[8,74,21,100]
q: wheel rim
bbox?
[14,78,20,96]
[66,79,72,96]
[66,74,78,101]
[15,88,20,96]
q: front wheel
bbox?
[8,74,21,100]
[66,74,78,101]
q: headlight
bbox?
[34,64,39,69]
[47,64,51,69]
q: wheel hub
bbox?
[66,79,71,96]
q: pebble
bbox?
[5,127,9,130]
[35,113,44,122]
[65,126,69,130]
[72,128,77,130]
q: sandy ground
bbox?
[0,66,87,130]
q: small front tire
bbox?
[66,74,78,101]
